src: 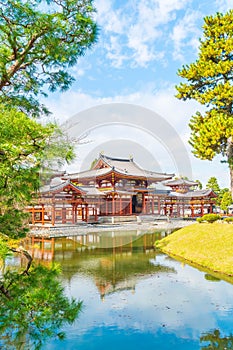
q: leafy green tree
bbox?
[176,10,233,199]
[0,260,82,349]
[0,105,75,237]
[206,177,220,195]
[0,1,97,346]
[195,179,203,190]
[220,190,232,211]
[0,0,97,116]
[200,329,233,349]
[0,105,79,348]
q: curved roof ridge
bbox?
[100,153,132,163]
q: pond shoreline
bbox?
[156,223,233,278]
[28,218,194,238]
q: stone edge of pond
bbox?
[28,219,194,238]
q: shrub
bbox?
[197,213,221,223]
[224,217,233,223]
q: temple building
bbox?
[163,178,217,217]
[27,154,217,225]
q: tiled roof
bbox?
[170,189,217,198]
[40,179,86,195]
[68,154,174,181]
[165,178,198,187]
[101,154,173,179]
[79,186,105,196]
[68,167,111,180]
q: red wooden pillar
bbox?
[142,193,146,213]
[119,197,122,215]
[158,197,161,215]
[85,204,88,222]
[51,204,55,226]
[41,204,45,225]
[105,199,108,215]
[201,202,204,216]
[129,197,132,215]
[170,205,173,217]
[74,204,78,223]
[62,207,66,224]
[191,205,194,218]
[32,207,35,225]
[72,204,75,224]
[111,195,115,215]
[209,204,213,213]
[152,195,154,214]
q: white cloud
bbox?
[214,0,233,12]
[105,35,129,68]
[170,9,201,61]
[96,0,126,35]
[95,0,191,67]
[44,87,230,187]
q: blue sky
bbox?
[44,0,233,188]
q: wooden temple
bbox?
[163,179,217,217]
[27,154,217,225]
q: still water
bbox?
[27,229,233,349]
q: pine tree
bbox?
[176,10,233,199]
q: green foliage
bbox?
[0,104,76,237]
[0,105,60,208]
[218,187,230,207]
[197,213,221,223]
[204,274,220,282]
[224,217,233,223]
[0,238,12,259]
[0,3,93,347]
[206,177,220,195]
[200,329,233,349]
[0,264,83,349]
[176,10,233,198]
[195,179,203,190]
[0,0,97,116]
[220,191,232,211]
[0,209,29,239]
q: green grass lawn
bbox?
[156,223,233,276]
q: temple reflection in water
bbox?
[24,230,175,299]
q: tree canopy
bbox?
[176,10,233,199]
[0,104,75,238]
[0,1,98,346]
[0,262,82,349]
[206,176,220,195]
[220,190,232,211]
[0,0,97,116]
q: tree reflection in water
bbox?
[0,264,82,350]
[201,329,233,349]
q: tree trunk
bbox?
[230,165,233,201]
[227,139,233,201]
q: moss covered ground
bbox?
[156,223,233,276]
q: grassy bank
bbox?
[156,223,233,276]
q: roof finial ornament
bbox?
[129,154,133,161]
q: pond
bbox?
[10,229,233,349]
